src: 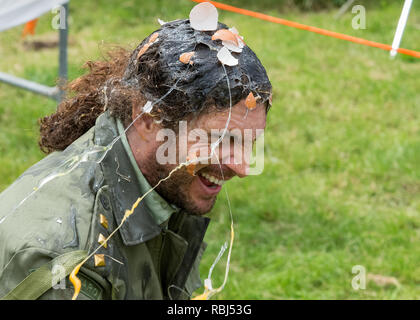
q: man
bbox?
[0,18,271,300]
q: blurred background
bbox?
[0,0,419,299]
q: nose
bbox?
[225,162,249,178]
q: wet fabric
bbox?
[0,111,209,300]
[1,250,87,300]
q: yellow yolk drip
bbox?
[192,222,234,300]
[69,262,83,300]
[69,163,186,300]
[69,198,142,299]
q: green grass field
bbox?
[0,0,419,299]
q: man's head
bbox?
[123,19,272,215]
[120,19,272,128]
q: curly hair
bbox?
[39,19,272,154]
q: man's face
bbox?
[139,99,267,215]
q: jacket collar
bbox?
[115,118,180,226]
[94,111,171,246]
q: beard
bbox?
[140,150,218,215]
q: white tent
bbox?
[0,0,68,32]
[0,0,69,101]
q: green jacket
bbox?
[0,111,209,300]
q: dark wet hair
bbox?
[39,19,272,153]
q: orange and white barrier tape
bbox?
[192,0,420,59]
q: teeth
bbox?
[200,172,225,186]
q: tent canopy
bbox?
[0,0,69,32]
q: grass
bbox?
[0,0,419,299]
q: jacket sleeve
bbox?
[0,247,101,300]
[0,247,52,298]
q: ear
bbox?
[131,102,159,142]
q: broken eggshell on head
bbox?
[179,51,195,65]
[189,1,218,31]
[122,18,272,123]
[217,47,238,66]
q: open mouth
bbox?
[199,172,224,187]
[197,171,225,194]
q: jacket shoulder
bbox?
[0,127,105,293]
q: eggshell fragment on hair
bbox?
[245,92,256,110]
[217,46,238,66]
[229,27,239,35]
[214,27,245,52]
[143,101,153,113]
[189,2,218,31]
[212,29,239,46]
[157,18,166,26]
[222,40,242,53]
[179,51,195,65]
[137,43,150,59]
[148,32,159,44]
[229,27,245,47]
